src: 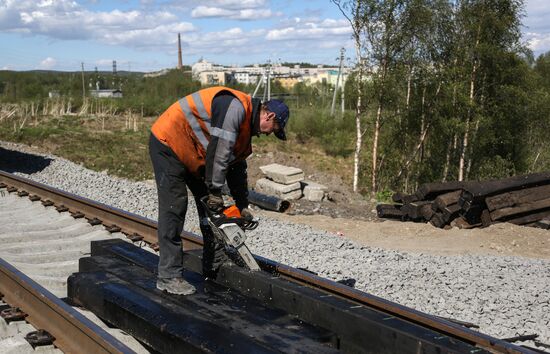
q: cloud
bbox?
[0,0,196,46]
[0,0,355,69]
[38,57,56,69]
[525,32,550,54]
[206,0,266,10]
[523,0,550,55]
[181,27,267,56]
[266,19,352,41]
[189,0,271,20]
[191,6,232,18]
[191,6,272,20]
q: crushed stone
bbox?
[1,140,549,349]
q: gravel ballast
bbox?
[1,141,549,349]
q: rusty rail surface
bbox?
[0,170,537,354]
[0,258,135,354]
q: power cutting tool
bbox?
[200,197,261,271]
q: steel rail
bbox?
[0,258,135,354]
[0,171,158,242]
[0,170,535,354]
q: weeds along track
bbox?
[0,170,540,353]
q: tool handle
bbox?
[199,196,258,229]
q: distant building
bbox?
[192,59,213,79]
[90,89,123,98]
[198,71,226,86]
[144,69,170,78]
[302,70,348,87]
[275,76,301,89]
[233,71,251,85]
[190,58,348,88]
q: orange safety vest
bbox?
[151,87,254,177]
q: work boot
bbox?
[156,277,196,295]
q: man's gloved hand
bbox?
[206,193,224,213]
[240,208,254,222]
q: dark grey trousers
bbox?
[149,133,220,279]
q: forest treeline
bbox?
[333,0,550,195]
[1,0,550,196]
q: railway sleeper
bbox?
[68,239,492,354]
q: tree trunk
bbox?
[353,94,362,193]
[458,26,480,181]
[458,122,469,181]
[466,73,486,180]
[442,133,457,182]
[465,117,479,179]
[352,44,364,191]
[371,57,388,194]
[406,65,413,111]
[396,122,431,180]
[372,100,382,193]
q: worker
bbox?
[149,86,289,295]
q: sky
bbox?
[0,0,549,72]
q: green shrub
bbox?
[375,189,394,203]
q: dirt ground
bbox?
[246,149,550,261]
[258,211,550,259]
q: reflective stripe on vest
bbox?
[210,126,237,143]
[192,92,210,122]
[151,86,253,177]
[178,95,211,150]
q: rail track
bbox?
[0,170,543,353]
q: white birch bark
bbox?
[371,101,381,193]
[458,26,480,181]
[442,133,457,182]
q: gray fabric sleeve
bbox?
[208,98,245,190]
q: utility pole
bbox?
[263,59,271,101]
[331,47,345,116]
[341,59,346,114]
[252,72,264,98]
[112,60,117,88]
[267,60,271,101]
[262,60,271,102]
[81,62,86,100]
[341,85,345,113]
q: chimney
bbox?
[177,33,183,70]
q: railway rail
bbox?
[0,170,543,353]
[0,257,135,353]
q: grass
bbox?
[1,115,154,180]
[0,112,357,186]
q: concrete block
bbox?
[259,164,304,184]
[255,178,302,200]
[301,181,328,202]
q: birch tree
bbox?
[332,0,369,193]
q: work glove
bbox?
[206,193,224,213]
[240,208,254,222]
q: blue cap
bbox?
[265,99,289,141]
